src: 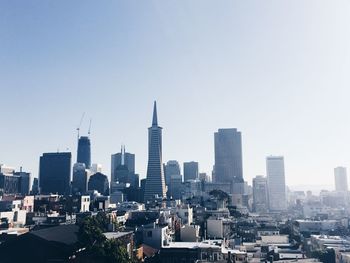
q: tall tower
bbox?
[334,166,348,192]
[214,128,243,183]
[77,136,91,169]
[144,101,167,202]
[266,156,287,211]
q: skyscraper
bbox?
[334,166,348,192]
[39,152,72,195]
[164,160,181,186]
[183,161,199,182]
[144,101,167,202]
[111,146,136,182]
[72,163,89,195]
[214,128,243,183]
[252,175,269,213]
[266,156,287,211]
[77,136,91,169]
[14,168,31,196]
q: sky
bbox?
[1,0,350,187]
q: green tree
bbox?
[74,212,132,263]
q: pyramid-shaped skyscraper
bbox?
[144,101,167,202]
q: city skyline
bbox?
[2,1,350,187]
[0,100,345,189]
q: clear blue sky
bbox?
[1,0,350,187]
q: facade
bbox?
[31,178,39,195]
[39,152,72,195]
[88,172,109,196]
[72,163,89,194]
[77,136,91,169]
[168,174,183,200]
[0,173,21,195]
[214,128,243,184]
[111,147,139,188]
[14,170,31,196]
[334,166,348,192]
[111,146,135,182]
[144,101,167,202]
[266,156,287,211]
[252,175,269,213]
[164,160,181,186]
[90,163,102,174]
[183,162,199,182]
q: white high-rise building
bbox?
[334,166,348,192]
[266,156,287,211]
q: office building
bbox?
[164,160,181,186]
[14,168,31,196]
[72,163,89,195]
[88,172,109,196]
[0,173,21,195]
[77,136,91,169]
[252,175,269,213]
[144,101,167,202]
[39,152,72,195]
[168,174,183,200]
[266,156,287,211]
[183,162,199,182]
[214,128,243,183]
[111,146,139,188]
[111,146,135,180]
[334,166,348,192]
[31,178,39,195]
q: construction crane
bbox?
[88,118,92,137]
[76,112,85,140]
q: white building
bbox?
[175,205,193,225]
[334,166,348,192]
[267,156,287,211]
[80,195,90,212]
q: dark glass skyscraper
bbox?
[214,128,243,183]
[77,136,91,169]
[39,152,72,195]
[144,101,167,202]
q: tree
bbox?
[74,212,132,263]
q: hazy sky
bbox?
[1,0,350,187]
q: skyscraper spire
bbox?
[152,101,158,126]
